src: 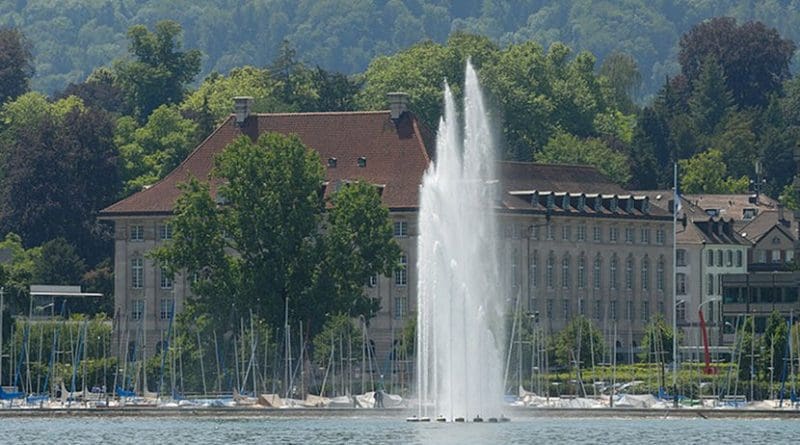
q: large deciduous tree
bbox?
[0,27,33,106]
[678,149,749,194]
[154,133,400,336]
[114,20,202,122]
[678,17,795,108]
[0,95,121,264]
[535,131,631,186]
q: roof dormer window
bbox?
[742,208,757,220]
[357,157,367,168]
[561,194,569,210]
[577,195,585,212]
[328,157,337,168]
[609,197,618,212]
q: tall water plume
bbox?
[416,62,505,420]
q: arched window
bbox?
[561,255,570,288]
[578,254,586,289]
[641,257,650,291]
[610,254,618,290]
[593,255,601,289]
[625,255,634,290]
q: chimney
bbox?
[778,203,786,224]
[233,96,254,126]
[387,92,409,120]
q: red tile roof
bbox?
[101,111,432,216]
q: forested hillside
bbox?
[4,0,800,97]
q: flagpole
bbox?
[672,163,679,408]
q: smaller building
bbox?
[721,271,800,335]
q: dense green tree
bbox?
[56,68,129,115]
[598,51,641,114]
[113,20,202,121]
[115,104,200,193]
[711,111,758,179]
[312,314,364,368]
[688,56,733,140]
[736,316,763,382]
[629,107,669,189]
[0,27,33,105]
[678,17,795,108]
[0,95,120,264]
[553,315,606,370]
[763,310,788,383]
[31,238,86,286]
[154,133,400,336]
[535,131,631,186]
[181,67,286,123]
[679,149,749,194]
[638,314,679,364]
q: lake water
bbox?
[3,414,799,444]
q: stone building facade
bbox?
[101,98,675,363]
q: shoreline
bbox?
[1,406,799,419]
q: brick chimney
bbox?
[233,96,254,126]
[387,92,409,120]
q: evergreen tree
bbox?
[688,56,733,140]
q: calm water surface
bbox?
[3,415,799,444]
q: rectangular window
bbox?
[707,273,714,295]
[368,275,378,287]
[676,249,686,267]
[578,258,586,289]
[610,300,617,320]
[593,226,602,242]
[593,257,601,289]
[394,296,406,320]
[757,250,767,263]
[726,250,733,267]
[656,228,665,245]
[562,225,571,241]
[131,299,144,321]
[658,301,665,316]
[716,250,723,267]
[546,255,554,288]
[626,300,634,321]
[676,301,686,322]
[578,299,586,316]
[530,225,540,240]
[530,253,538,288]
[577,225,586,242]
[609,227,618,243]
[657,260,665,291]
[130,225,144,242]
[708,250,714,267]
[158,224,172,241]
[676,273,686,295]
[771,250,782,263]
[625,227,635,244]
[546,299,554,319]
[640,228,650,244]
[641,301,650,322]
[563,300,571,319]
[593,299,602,320]
[546,224,555,240]
[395,254,408,286]
[131,257,143,289]
[393,221,408,238]
[561,257,570,288]
[160,266,173,289]
[736,250,743,267]
[787,250,795,263]
[160,298,174,320]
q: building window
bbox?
[546,252,555,288]
[658,301,665,316]
[394,221,408,238]
[577,225,586,241]
[562,225,571,241]
[578,255,586,289]
[707,250,714,267]
[641,301,650,322]
[609,227,619,243]
[610,255,618,290]
[716,250,723,267]
[160,267,173,289]
[562,300,571,319]
[131,299,144,321]
[640,228,650,244]
[610,300,617,320]
[625,255,634,290]
[131,257,144,289]
[593,226,602,242]
[676,249,686,267]
[656,228,665,245]
[676,301,686,322]
[394,296,407,319]
[158,224,172,241]
[578,299,586,316]
[757,250,767,263]
[546,224,554,240]
[707,273,714,295]
[395,254,408,286]
[626,300,634,321]
[657,256,665,291]
[530,225,540,240]
[593,299,602,320]
[530,251,538,288]
[368,275,378,287]
[641,257,650,291]
[130,225,144,242]
[546,299,554,319]
[787,250,795,263]
[625,227,635,244]
[160,298,174,320]
[593,255,601,289]
[771,250,782,263]
[736,250,743,267]
[676,273,686,295]
[726,250,733,267]
[561,256,570,288]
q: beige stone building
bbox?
[101,97,675,363]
